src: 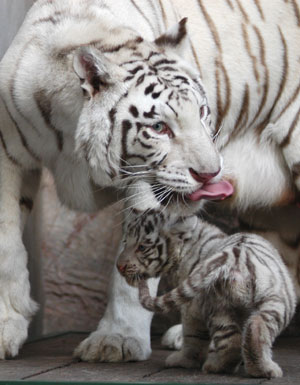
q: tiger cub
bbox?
[117,212,296,378]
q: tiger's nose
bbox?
[189,168,220,183]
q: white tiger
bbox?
[0,0,300,363]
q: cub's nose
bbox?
[189,168,220,183]
[117,264,127,275]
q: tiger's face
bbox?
[73,19,233,214]
[113,60,224,210]
[116,210,176,286]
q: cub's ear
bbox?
[73,46,113,98]
[154,18,189,56]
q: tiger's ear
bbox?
[154,18,189,56]
[73,46,113,98]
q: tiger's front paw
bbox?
[0,293,37,359]
[0,272,38,358]
[161,324,183,350]
[0,236,38,358]
[0,314,30,359]
[74,331,151,362]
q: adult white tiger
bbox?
[0,0,299,363]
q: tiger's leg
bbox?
[74,260,160,362]
[202,312,242,374]
[74,183,161,363]
[242,302,285,378]
[165,303,207,368]
[0,151,40,358]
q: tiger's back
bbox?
[178,0,300,209]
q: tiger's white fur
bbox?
[1,0,300,362]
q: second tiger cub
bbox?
[117,212,296,378]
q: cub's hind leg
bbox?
[0,150,40,358]
[202,312,242,374]
[242,302,286,378]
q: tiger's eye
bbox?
[152,122,166,133]
[150,121,174,138]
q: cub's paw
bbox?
[165,350,202,368]
[161,324,183,350]
[202,359,233,374]
[74,332,151,362]
[202,354,241,374]
[246,360,283,378]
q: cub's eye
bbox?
[137,244,146,252]
[151,122,174,138]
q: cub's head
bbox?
[117,210,197,286]
[73,19,233,214]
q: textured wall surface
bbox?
[40,172,123,333]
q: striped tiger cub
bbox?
[117,212,296,378]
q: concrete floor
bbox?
[0,332,298,384]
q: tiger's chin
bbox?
[151,180,234,216]
[125,179,234,215]
[158,191,206,215]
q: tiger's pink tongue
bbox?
[187,180,234,201]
